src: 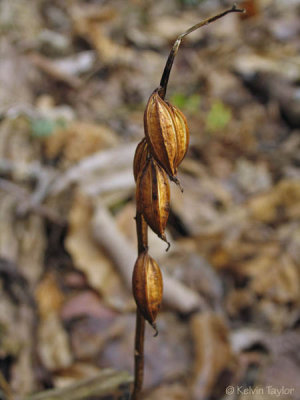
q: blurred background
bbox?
[0,0,300,399]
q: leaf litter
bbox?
[0,0,300,399]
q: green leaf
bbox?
[185,94,201,113]
[206,101,232,132]
[171,93,187,109]
[170,93,201,113]
[30,118,67,138]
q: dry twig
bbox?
[50,144,136,195]
[29,53,83,88]
[0,178,65,225]
[24,369,132,400]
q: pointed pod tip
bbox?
[169,175,184,192]
[165,240,171,252]
[151,322,159,337]
[159,233,171,252]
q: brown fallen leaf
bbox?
[35,272,64,320]
[99,313,191,389]
[29,53,82,88]
[61,291,117,321]
[70,4,134,66]
[248,180,300,223]
[226,288,256,320]
[232,329,300,398]
[144,383,190,400]
[25,368,133,400]
[67,313,118,360]
[65,192,132,311]
[37,313,73,371]
[44,121,119,165]
[190,312,235,400]
[0,288,36,395]
[248,191,280,224]
[237,252,300,306]
[162,244,222,307]
[256,300,299,332]
[53,362,103,389]
[249,254,299,305]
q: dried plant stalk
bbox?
[132,5,245,400]
[132,213,147,399]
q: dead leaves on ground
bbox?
[168,175,299,330]
[1,0,300,399]
[65,192,132,311]
[191,312,234,400]
[44,121,119,165]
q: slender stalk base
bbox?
[132,309,145,400]
[132,213,148,400]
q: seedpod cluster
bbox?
[134,88,189,252]
[132,5,245,399]
[133,86,188,332]
[133,67,192,331]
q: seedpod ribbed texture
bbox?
[136,157,170,244]
[133,138,149,182]
[132,251,163,326]
[144,89,189,179]
[169,103,189,168]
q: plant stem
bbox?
[132,5,245,399]
[132,309,145,400]
[132,213,148,400]
[158,4,245,99]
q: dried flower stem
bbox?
[132,5,245,399]
[132,309,145,399]
[158,4,245,99]
[132,213,148,400]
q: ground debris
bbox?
[0,0,300,399]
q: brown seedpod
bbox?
[132,6,245,398]
[132,251,163,333]
[144,89,189,181]
[136,157,170,248]
[169,103,189,169]
[133,138,149,182]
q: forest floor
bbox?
[0,0,300,399]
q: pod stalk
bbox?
[159,4,245,99]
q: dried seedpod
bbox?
[169,103,189,168]
[132,251,163,334]
[144,89,189,183]
[133,138,149,182]
[133,6,246,399]
[136,157,170,249]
